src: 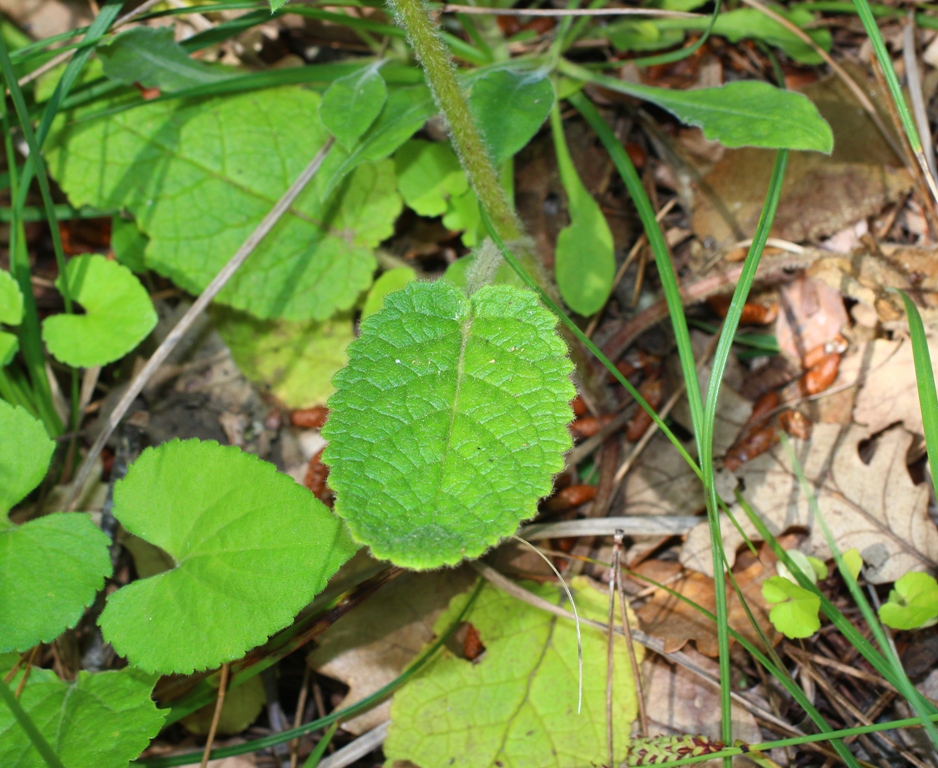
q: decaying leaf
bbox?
[682,424,938,584]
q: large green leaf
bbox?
[0,269,23,366]
[319,63,388,149]
[322,280,574,569]
[46,88,402,321]
[214,306,355,408]
[42,254,157,368]
[98,26,234,91]
[0,666,164,767]
[0,513,112,652]
[551,109,614,316]
[469,69,554,166]
[385,579,640,768]
[0,400,54,514]
[98,439,358,673]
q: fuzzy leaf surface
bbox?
[879,572,938,630]
[98,26,233,91]
[469,69,554,165]
[98,439,358,673]
[323,280,574,568]
[0,666,164,767]
[0,401,54,514]
[46,88,401,321]
[0,513,111,652]
[42,254,157,367]
[320,63,388,148]
[384,579,640,767]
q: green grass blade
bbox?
[0,678,67,768]
[898,291,938,503]
[302,721,339,768]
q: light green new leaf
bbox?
[0,666,164,767]
[320,63,388,149]
[606,20,684,52]
[42,254,157,368]
[322,280,574,569]
[111,216,148,274]
[879,572,938,630]
[98,26,234,91]
[46,88,402,321]
[0,400,54,514]
[385,579,640,768]
[469,69,554,166]
[395,139,468,217]
[762,575,821,639]
[0,513,112,652]
[214,306,355,408]
[551,109,614,316]
[776,549,827,586]
[0,269,23,365]
[98,439,358,673]
[361,267,416,321]
[842,548,863,581]
[443,186,481,245]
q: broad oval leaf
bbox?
[320,63,388,149]
[322,280,575,569]
[0,401,54,514]
[879,572,938,630]
[98,439,358,673]
[0,513,112,653]
[47,88,402,321]
[385,579,641,768]
[551,111,614,316]
[469,69,554,166]
[0,665,164,767]
[42,254,157,368]
[0,269,23,366]
[762,575,821,639]
[98,26,233,91]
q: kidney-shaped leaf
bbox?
[98,439,358,673]
[42,254,157,368]
[0,666,164,767]
[762,575,820,639]
[469,69,554,166]
[47,88,402,321]
[0,401,54,514]
[0,513,112,653]
[322,280,574,569]
[879,572,938,630]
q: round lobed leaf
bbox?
[42,254,157,368]
[98,439,358,673]
[323,280,575,569]
[878,571,938,630]
[0,665,164,767]
[0,513,112,653]
[0,400,55,514]
[762,575,821,639]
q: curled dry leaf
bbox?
[626,377,665,442]
[775,275,849,364]
[707,295,778,325]
[545,483,597,513]
[684,424,938,583]
[290,406,329,429]
[304,448,333,507]
[570,414,615,440]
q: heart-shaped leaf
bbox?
[762,575,820,639]
[98,439,358,673]
[878,572,938,630]
[42,254,157,368]
[322,280,574,569]
[469,69,554,165]
[320,63,388,149]
[0,269,23,366]
[0,665,164,767]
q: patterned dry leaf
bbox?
[682,424,938,583]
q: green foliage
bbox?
[214,307,355,408]
[469,69,554,166]
[98,439,358,673]
[0,666,164,768]
[320,63,388,149]
[361,267,416,321]
[709,7,831,64]
[395,139,469,217]
[41,254,157,368]
[0,400,54,514]
[110,216,148,275]
[551,108,614,316]
[97,27,233,91]
[384,579,639,768]
[180,674,265,736]
[323,280,574,569]
[843,549,863,581]
[605,20,684,52]
[46,88,401,322]
[878,572,938,631]
[0,269,23,365]
[762,576,821,639]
